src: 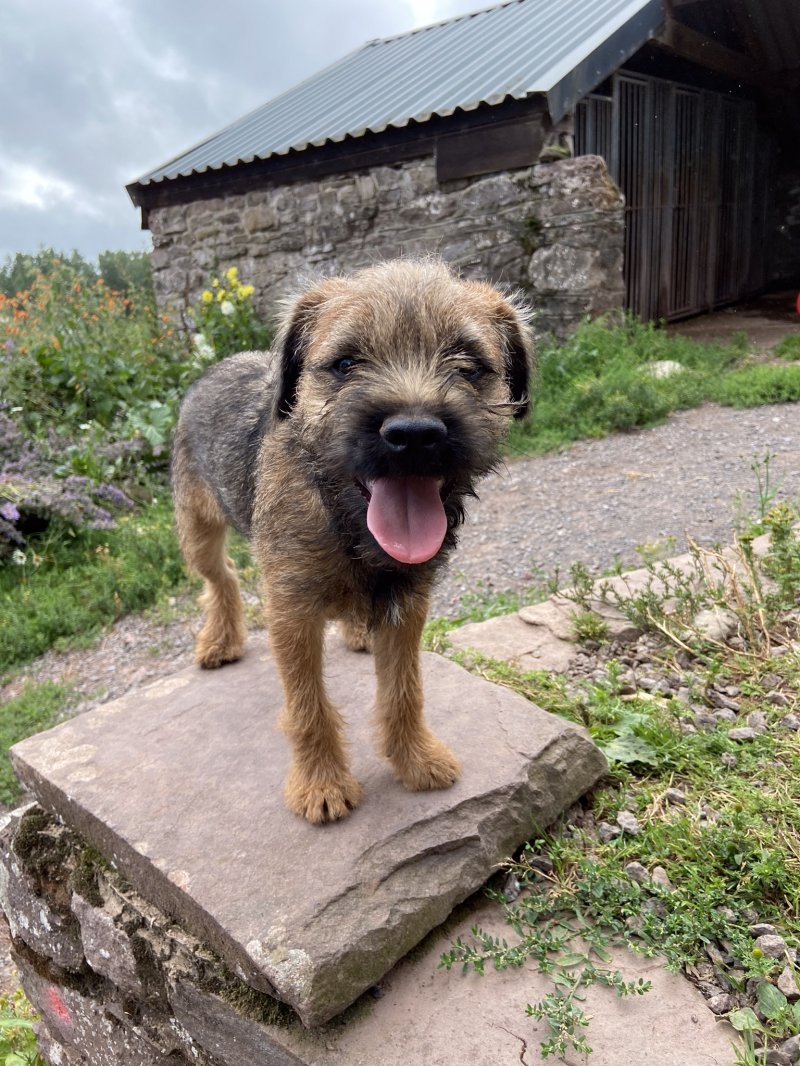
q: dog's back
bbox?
[172,350,275,537]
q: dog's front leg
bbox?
[372,596,461,792]
[267,597,363,824]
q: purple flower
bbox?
[0,501,20,523]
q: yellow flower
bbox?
[211,278,219,288]
[238,284,254,299]
[225,266,238,282]
[217,289,227,302]
[201,290,213,303]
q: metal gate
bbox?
[576,72,768,322]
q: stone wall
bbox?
[148,155,625,339]
[0,805,305,1066]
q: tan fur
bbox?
[172,259,531,824]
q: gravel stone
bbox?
[778,966,800,1001]
[728,727,758,742]
[664,787,687,805]
[747,711,769,733]
[721,752,739,767]
[749,923,778,937]
[625,861,650,884]
[616,811,641,836]
[706,992,735,1015]
[651,866,673,891]
[754,934,789,958]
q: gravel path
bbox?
[3,400,799,723]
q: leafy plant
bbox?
[0,988,45,1065]
[193,266,272,359]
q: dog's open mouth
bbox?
[356,476,447,564]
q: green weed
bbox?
[773,334,800,361]
[0,681,73,805]
[0,988,45,1065]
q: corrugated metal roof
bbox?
[132,0,661,188]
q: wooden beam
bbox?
[656,16,762,83]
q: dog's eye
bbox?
[458,363,487,383]
[330,356,359,379]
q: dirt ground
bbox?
[668,288,799,351]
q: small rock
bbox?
[706,992,735,1014]
[777,965,800,1001]
[706,944,727,967]
[693,608,738,643]
[675,687,692,704]
[527,855,554,876]
[765,1050,791,1066]
[728,727,758,742]
[770,646,789,658]
[642,897,667,918]
[712,708,737,723]
[781,715,800,732]
[598,820,622,843]
[502,872,522,901]
[625,861,650,884]
[664,787,686,806]
[717,907,737,923]
[755,933,789,959]
[780,1034,800,1062]
[616,811,641,836]
[747,711,769,733]
[626,915,644,936]
[651,866,673,891]
[721,752,738,767]
[749,923,778,937]
[694,712,718,730]
[710,690,741,713]
[761,673,783,690]
[768,692,790,707]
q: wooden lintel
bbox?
[656,17,761,83]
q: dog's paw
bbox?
[195,625,245,669]
[392,733,461,792]
[284,767,363,824]
[338,618,372,653]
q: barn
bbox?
[127,0,800,335]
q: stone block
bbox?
[10,639,605,1026]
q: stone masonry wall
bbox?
[0,805,307,1066]
[148,155,624,340]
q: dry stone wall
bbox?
[148,155,624,339]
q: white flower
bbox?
[11,549,26,565]
[219,300,235,317]
[192,333,214,358]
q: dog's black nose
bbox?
[380,414,447,452]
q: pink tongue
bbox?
[366,477,447,564]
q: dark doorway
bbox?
[576,71,769,322]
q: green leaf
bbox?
[599,732,660,767]
[554,952,587,968]
[756,981,788,1020]
[727,1007,764,1033]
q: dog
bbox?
[172,259,532,824]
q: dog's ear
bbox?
[492,297,534,421]
[271,278,346,421]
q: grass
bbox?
[507,315,800,456]
[0,496,185,672]
[440,496,800,1061]
[0,682,74,806]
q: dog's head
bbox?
[271,259,533,569]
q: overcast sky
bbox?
[0,0,482,264]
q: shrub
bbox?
[773,333,800,361]
[0,410,133,560]
[193,266,273,358]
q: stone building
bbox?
[127,0,800,337]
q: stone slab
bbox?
[10,637,605,1026]
[274,895,735,1065]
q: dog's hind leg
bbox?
[175,481,247,669]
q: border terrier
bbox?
[172,259,532,824]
